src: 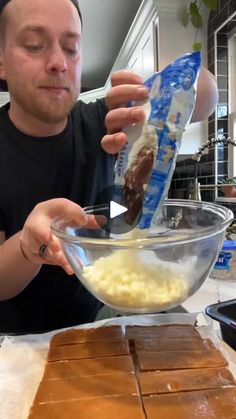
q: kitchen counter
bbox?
[182,276,236,313]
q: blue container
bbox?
[211,240,236,280]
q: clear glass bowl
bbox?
[51,200,233,313]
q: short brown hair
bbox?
[68,0,83,25]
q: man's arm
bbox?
[0,199,101,301]
[0,230,41,300]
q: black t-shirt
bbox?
[0,100,116,334]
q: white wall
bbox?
[155,0,209,155]
[156,1,208,69]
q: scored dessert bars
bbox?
[28,324,236,418]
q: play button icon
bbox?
[110,201,127,219]
[89,185,141,235]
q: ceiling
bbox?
[79,0,143,91]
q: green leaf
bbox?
[189,2,199,15]
[181,10,190,27]
[192,41,202,51]
[191,12,203,28]
[189,2,203,28]
[202,0,218,11]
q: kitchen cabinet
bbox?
[126,19,158,81]
[80,0,159,104]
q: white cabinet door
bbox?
[80,21,157,104]
[80,1,159,103]
[127,19,158,80]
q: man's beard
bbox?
[9,80,79,123]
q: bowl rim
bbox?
[51,199,233,248]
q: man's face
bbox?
[0,0,82,124]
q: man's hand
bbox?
[102,70,148,154]
[102,67,218,155]
[19,199,98,275]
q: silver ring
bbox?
[38,244,48,259]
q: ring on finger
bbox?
[38,244,48,260]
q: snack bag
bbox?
[113,51,201,230]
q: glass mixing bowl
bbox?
[51,200,233,313]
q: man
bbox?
[0,0,149,333]
[0,0,217,333]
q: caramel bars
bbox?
[28,324,236,418]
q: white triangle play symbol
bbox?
[110,201,128,219]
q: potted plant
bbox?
[219,177,236,198]
[180,1,219,122]
[181,0,218,51]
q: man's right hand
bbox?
[102,70,148,154]
[19,198,96,274]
